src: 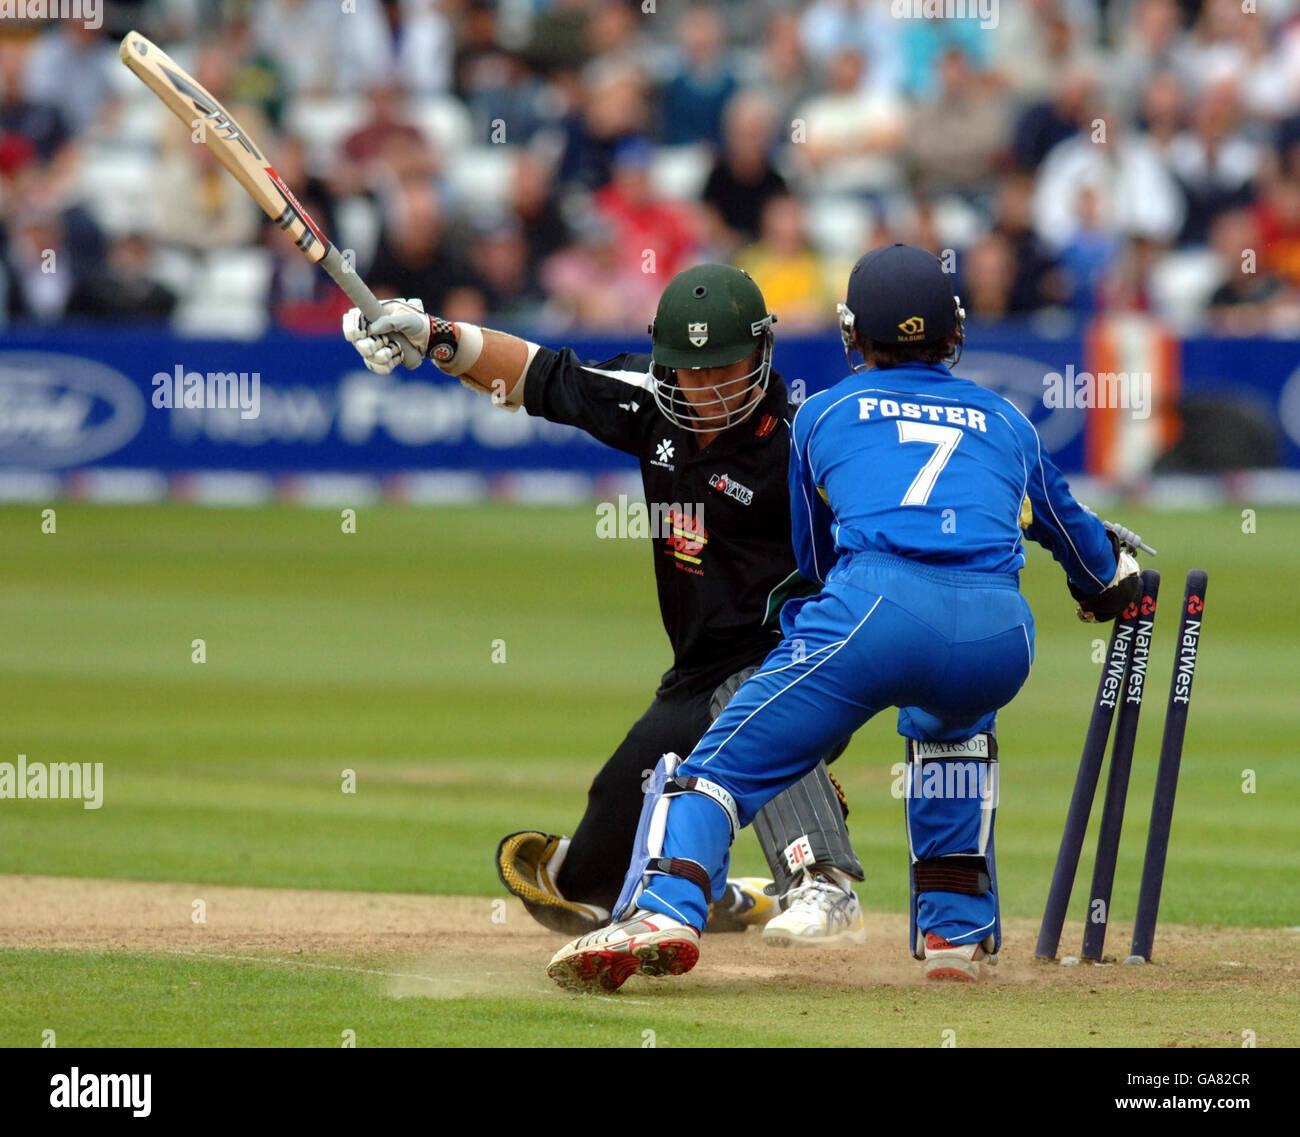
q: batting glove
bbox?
[343,298,431,373]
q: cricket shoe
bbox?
[762,873,866,948]
[708,876,780,933]
[496,831,609,935]
[922,933,998,981]
[547,910,700,994]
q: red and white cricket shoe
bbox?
[547,910,700,994]
[923,932,998,981]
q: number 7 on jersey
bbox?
[897,421,961,506]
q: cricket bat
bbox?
[119,30,419,364]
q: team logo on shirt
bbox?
[688,322,708,347]
[709,471,753,505]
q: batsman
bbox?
[344,264,867,945]
[546,245,1145,992]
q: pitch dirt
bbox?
[1,874,1291,996]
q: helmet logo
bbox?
[688,322,708,347]
[898,316,926,337]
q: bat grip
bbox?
[321,244,423,369]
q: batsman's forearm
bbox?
[450,326,537,407]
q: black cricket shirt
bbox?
[523,346,803,694]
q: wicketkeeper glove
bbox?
[1070,533,1141,622]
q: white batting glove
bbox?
[342,298,430,374]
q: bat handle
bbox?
[320,244,424,369]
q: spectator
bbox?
[793,48,906,195]
[270,134,337,245]
[701,92,789,246]
[895,4,994,102]
[509,153,572,291]
[958,231,1018,320]
[222,18,291,131]
[1207,208,1294,333]
[734,194,832,330]
[1056,186,1125,312]
[995,0,1100,101]
[540,214,662,333]
[799,0,901,99]
[1139,70,1186,156]
[593,137,698,283]
[907,48,1010,199]
[156,141,264,252]
[555,60,650,190]
[3,207,80,323]
[67,233,177,324]
[23,23,115,136]
[657,6,738,147]
[749,10,812,132]
[387,0,454,97]
[0,40,72,162]
[1109,0,1193,118]
[1167,79,1261,245]
[268,222,351,334]
[990,173,1064,312]
[336,83,437,195]
[461,48,554,146]
[253,0,393,96]
[1012,67,1095,172]
[468,214,544,322]
[366,180,482,315]
[1033,113,1186,250]
[1252,169,1300,288]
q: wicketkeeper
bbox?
[545,245,1144,992]
[344,263,867,946]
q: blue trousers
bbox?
[636,552,1034,940]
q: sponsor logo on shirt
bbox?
[652,438,675,469]
[664,507,707,575]
[709,471,753,505]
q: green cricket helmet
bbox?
[647,264,776,433]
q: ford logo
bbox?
[0,352,145,468]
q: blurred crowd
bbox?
[4,0,1300,338]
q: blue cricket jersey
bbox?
[788,363,1117,590]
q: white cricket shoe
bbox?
[762,873,866,948]
[547,909,700,994]
[922,932,998,981]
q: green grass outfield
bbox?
[0,503,1296,1047]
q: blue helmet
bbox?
[836,244,965,370]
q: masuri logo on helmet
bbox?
[837,244,967,371]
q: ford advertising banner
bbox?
[0,325,1296,495]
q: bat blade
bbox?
[119,31,419,363]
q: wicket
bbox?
[1036,568,1208,964]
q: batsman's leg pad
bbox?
[711,666,861,896]
[612,753,739,924]
[753,761,864,897]
[904,733,1000,959]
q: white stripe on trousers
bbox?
[702,597,883,768]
